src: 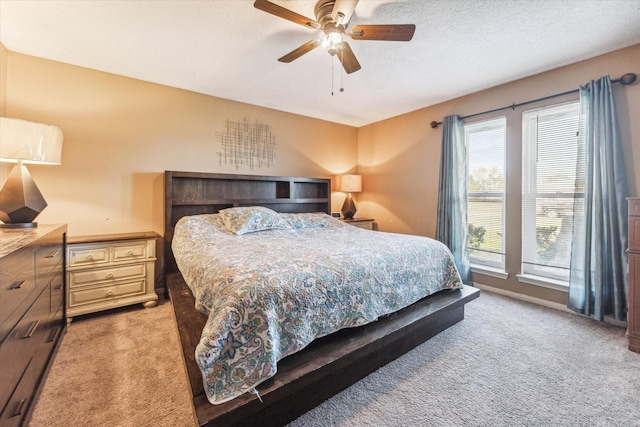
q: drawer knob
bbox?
[86,254,94,261]
[106,273,114,279]
[127,250,134,255]
[106,290,114,297]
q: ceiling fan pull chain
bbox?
[340,48,345,93]
[331,54,335,96]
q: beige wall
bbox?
[358,44,640,303]
[1,49,358,238]
[3,42,639,304]
[0,43,7,115]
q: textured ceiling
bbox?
[1,0,639,127]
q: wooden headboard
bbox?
[164,171,332,273]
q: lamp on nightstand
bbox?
[0,117,63,228]
[338,174,362,220]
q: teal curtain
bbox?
[436,115,469,284]
[568,76,629,321]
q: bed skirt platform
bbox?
[167,272,480,427]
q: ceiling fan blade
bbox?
[337,42,361,74]
[331,0,359,25]
[278,39,322,63]
[254,0,320,29]
[350,24,415,41]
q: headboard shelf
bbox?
[172,197,329,206]
[165,171,332,273]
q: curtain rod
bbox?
[429,72,637,129]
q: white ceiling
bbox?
[1,0,639,127]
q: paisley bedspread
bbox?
[172,212,462,404]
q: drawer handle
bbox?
[106,273,114,279]
[106,290,115,297]
[127,250,134,256]
[86,254,94,261]
[47,327,61,343]
[12,398,27,417]
[23,320,40,339]
[45,249,61,259]
[9,280,26,290]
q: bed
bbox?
[164,171,480,426]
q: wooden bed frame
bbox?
[164,171,480,427]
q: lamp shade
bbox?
[0,117,63,165]
[338,174,362,193]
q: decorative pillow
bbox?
[280,212,335,229]
[219,206,290,235]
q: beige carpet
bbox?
[29,302,197,427]
[30,291,640,426]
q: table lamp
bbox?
[0,117,63,228]
[338,174,362,219]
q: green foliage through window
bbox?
[469,167,504,193]
[536,225,558,253]
[468,223,486,249]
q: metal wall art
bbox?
[216,118,276,170]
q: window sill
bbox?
[516,274,568,292]
[470,264,509,280]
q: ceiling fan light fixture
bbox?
[254,0,416,74]
[323,30,343,49]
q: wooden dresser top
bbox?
[0,224,67,259]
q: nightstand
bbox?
[341,218,375,230]
[66,232,158,322]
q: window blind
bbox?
[521,102,582,281]
[465,117,506,268]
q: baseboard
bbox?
[472,282,573,314]
[473,282,628,328]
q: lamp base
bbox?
[0,163,47,225]
[341,193,358,219]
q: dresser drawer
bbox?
[68,244,109,267]
[0,286,49,412]
[629,198,640,217]
[630,216,640,252]
[36,243,63,276]
[0,250,36,342]
[350,221,373,230]
[69,263,146,288]
[112,241,147,261]
[629,253,640,330]
[35,308,65,378]
[68,279,146,307]
[0,359,36,427]
[342,219,375,230]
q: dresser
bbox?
[0,224,66,427]
[66,232,158,322]
[628,197,640,353]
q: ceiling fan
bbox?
[254,0,415,74]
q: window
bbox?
[465,117,506,268]
[521,102,582,282]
